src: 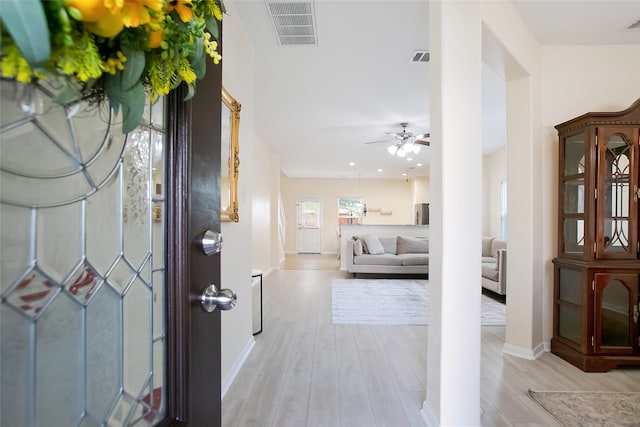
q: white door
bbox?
[296,197,321,253]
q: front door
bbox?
[296,196,322,253]
[0,55,224,427]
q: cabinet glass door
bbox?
[555,267,585,348]
[593,273,639,354]
[597,128,638,259]
[560,132,588,256]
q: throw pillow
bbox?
[396,236,428,254]
[353,235,369,253]
[378,237,397,254]
[362,235,385,255]
[353,239,363,256]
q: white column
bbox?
[503,77,544,358]
[423,1,482,426]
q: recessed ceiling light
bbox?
[416,163,423,167]
[407,157,413,161]
[377,168,383,172]
[402,173,407,176]
[349,162,355,166]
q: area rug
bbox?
[331,279,506,325]
[528,390,640,427]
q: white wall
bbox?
[280,177,415,254]
[412,176,430,206]
[482,147,506,238]
[220,2,255,393]
[251,134,280,273]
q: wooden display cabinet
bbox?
[551,99,640,372]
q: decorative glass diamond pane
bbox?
[107,258,136,294]
[86,171,122,275]
[65,261,103,305]
[36,293,82,427]
[123,278,151,396]
[0,304,31,427]
[152,271,165,339]
[37,203,82,282]
[107,392,136,425]
[0,204,31,294]
[5,268,58,317]
[86,284,120,421]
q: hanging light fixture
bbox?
[388,138,421,157]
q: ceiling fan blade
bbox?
[415,133,430,139]
[415,140,430,146]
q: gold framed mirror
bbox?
[221,86,240,222]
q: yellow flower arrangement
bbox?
[0,0,224,132]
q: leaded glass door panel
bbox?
[1,67,225,425]
[0,81,168,427]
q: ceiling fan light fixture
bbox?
[412,145,421,154]
[403,140,415,152]
[396,148,406,157]
[387,145,398,155]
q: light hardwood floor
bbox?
[222,255,640,427]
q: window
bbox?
[338,197,364,225]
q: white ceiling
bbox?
[231,0,640,180]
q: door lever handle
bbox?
[633,303,639,324]
[198,284,237,312]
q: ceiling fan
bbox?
[365,122,430,157]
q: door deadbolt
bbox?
[201,230,223,255]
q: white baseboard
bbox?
[420,400,437,427]
[221,337,255,399]
[543,341,551,352]
[502,341,546,360]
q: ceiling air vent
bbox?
[626,18,640,30]
[266,1,318,46]
[410,50,430,63]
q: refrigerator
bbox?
[415,203,429,225]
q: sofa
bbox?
[346,235,429,275]
[481,237,507,296]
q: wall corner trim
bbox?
[502,342,546,360]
